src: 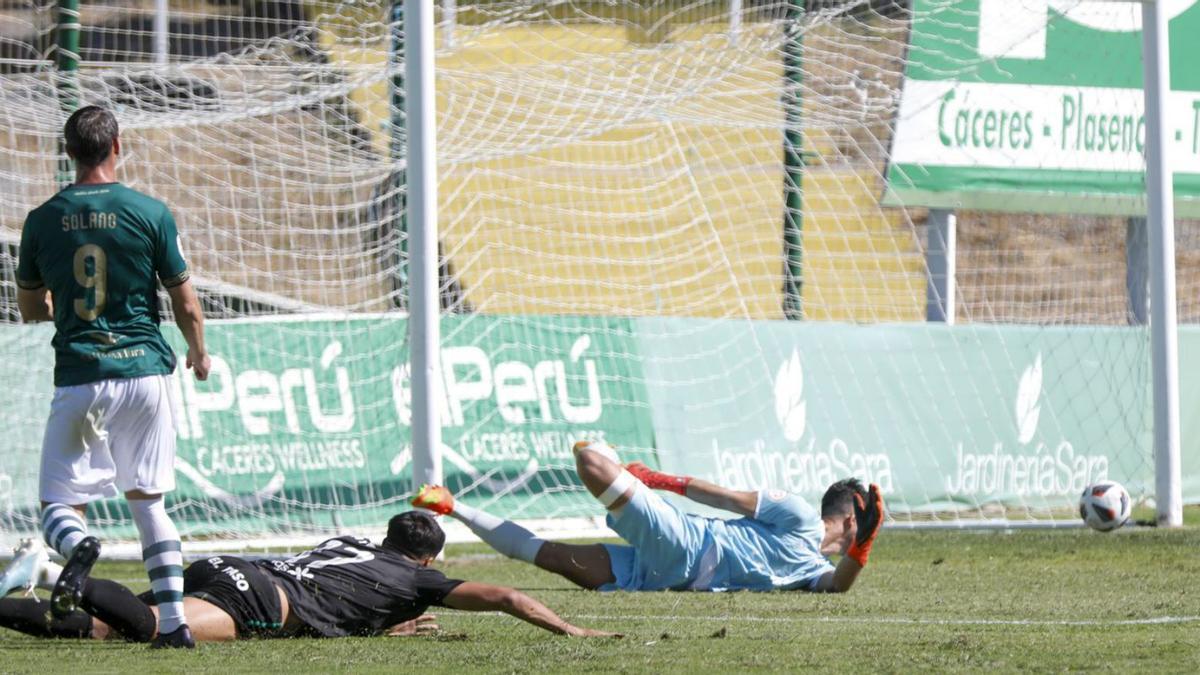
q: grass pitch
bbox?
[2,516,1199,673]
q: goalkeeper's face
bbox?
[839,515,857,555]
[821,510,855,556]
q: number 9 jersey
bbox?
[16,182,190,386]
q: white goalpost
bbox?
[1138,0,1181,527]
[0,1,1192,553]
[404,0,445,504]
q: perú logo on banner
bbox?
[945,352,1109,496]
[978,0,1195,60]
[388,334,608,491]
[390,335,604,429]
[170,340,360,507]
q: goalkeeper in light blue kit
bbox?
[414,441,884,593]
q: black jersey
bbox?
[255,536,463,638]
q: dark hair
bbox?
[821,478,866,519]
[383,510,445,559]
[64,106,119,168]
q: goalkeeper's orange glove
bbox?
[846,483,883,567]
[625,462,691,496]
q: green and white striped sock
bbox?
[41,503,87,559]
[130,498,187,634]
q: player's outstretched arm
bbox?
[812,555,863,593]
[166,280,210,380]
[384,613,440,637]
[442,581,620,637]
[677,477,758,517]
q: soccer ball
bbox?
[1079,481,1132,532]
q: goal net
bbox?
[0,0,1188,551]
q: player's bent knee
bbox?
[572,443,638,509]
[573,448,600,478]
[596,469,638,510]
[572,440,619,464]
[573,446,619,483]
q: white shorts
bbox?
[39,374,178,504]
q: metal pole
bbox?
[153,0,169,65]
[782,0,804,319]
[1141,0,1182,527]
[405,0,443,493]
[443,0,457,50]
[1126,217,1149,325]
[55,0,81,188]
[925,209,956,324]
[729,0,742,44]
[389,2,409,306]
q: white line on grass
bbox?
[80,596,1200,628]
[445,611,1200,628]
[92,587,1200,628]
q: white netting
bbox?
[0,1,1176,550]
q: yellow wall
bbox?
[324,23,923,321]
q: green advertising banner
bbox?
[637,319,1176,515]
[2,316,1198,539]
[166,314,655,531]
[885,0,1200,215]
[0,315,656,536]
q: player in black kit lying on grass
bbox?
[0,510,619,645]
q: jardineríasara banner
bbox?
[1,315,1197,537]
[885,0,1200,215]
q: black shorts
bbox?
[183,556,284,638]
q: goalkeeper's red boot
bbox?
[412,485,454,516]
[625,462,691,496]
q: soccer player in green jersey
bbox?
[15,106,210,648]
